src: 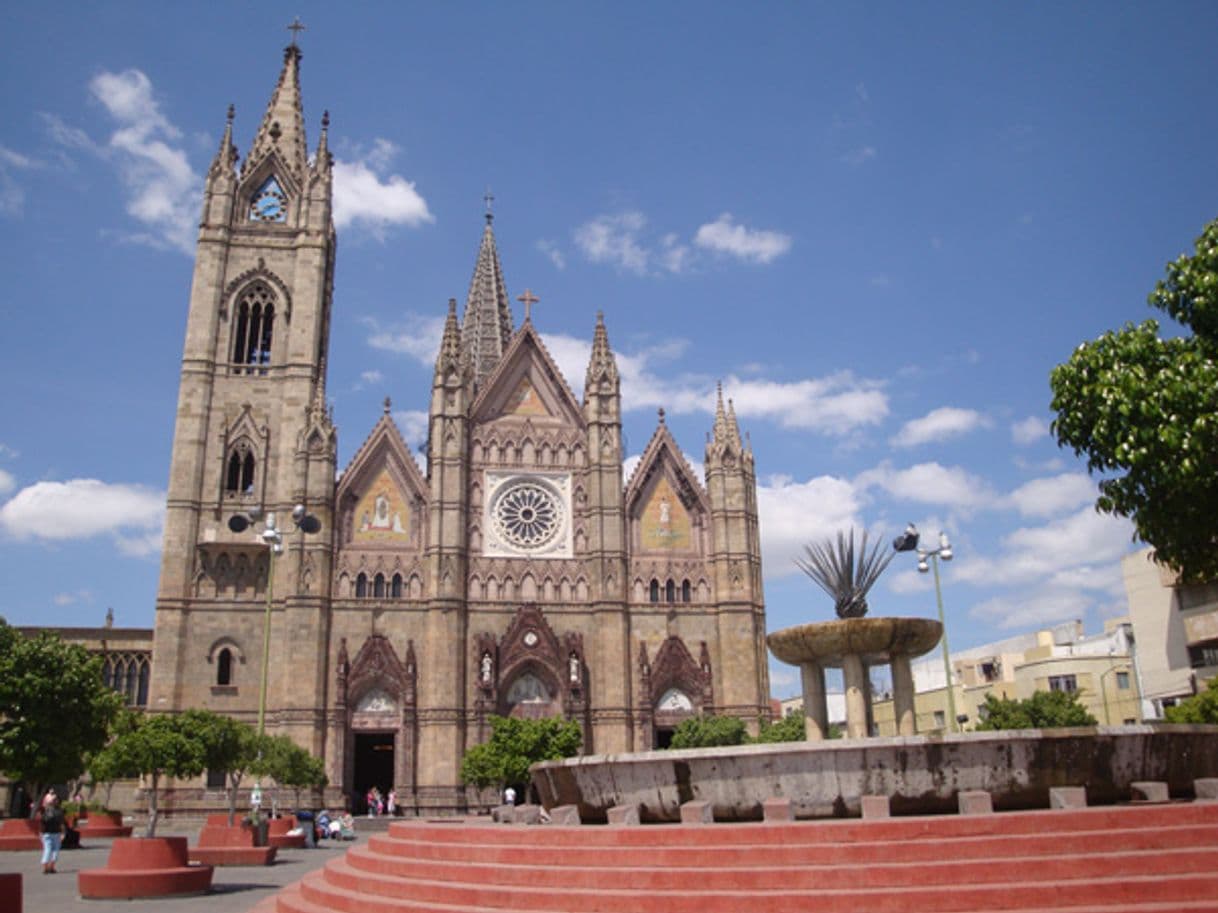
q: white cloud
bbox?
[693,214,791,264]
[363,314,446,365]
[391,409,429,450]
[333,138,433,236]
[0,469,14,497]
[659,233,693,273]
[1011,415,1048,446]
[757,474,862,577]
[969,590,1096,631]
[359,370,384,386]
[1004,472,1096,518]
[841,146,877,166]
[40,112,95,151]
[891,407,992,448]
[953,506,1134,591]
[54,589,94,607]
[90,69,200,254]
[536,239,566,270]
[0,145,43,216]
[856,461,996,510]
[0,479,165,548]
[574,211,650,274]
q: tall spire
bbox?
[713,381,730,443]
[726,397,744,450]
[208,104,238,178]
[585,311,620,391]
[460,211,514,388]
[436,298,463,375]
[242,43,308,183]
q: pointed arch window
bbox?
[232,283,276,375]
[224,442,257,495]
[391,574,403,598]
[249,175,288,223]
[217,648,233,686]
[374,573,386,598]
[649,579,660,603]
[665,579,676,603]
[682,579,692,603]
[355,573,368,598]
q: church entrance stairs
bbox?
[248,801,1218,913]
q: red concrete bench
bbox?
[189,823,278,866]
[0,818,40,851]
[268,815,307,849]
[0,872,20,913]
[74,810,133,838]
[78,836,213,899]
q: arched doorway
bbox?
[652,686,696,748]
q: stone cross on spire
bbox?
[483,187,495,223]
[287,16,306,46]
[517,289,539,323]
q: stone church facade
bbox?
[149,43,769,813]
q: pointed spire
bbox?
[713,381,730,442]
[585,310,620,391]
[460,211,514,387]
[315,109,331,172]
[726,397,744,449]
[436,297,463,374]
[208,104,238,177]
[243,43,308,182]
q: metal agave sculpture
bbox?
[795,528,896,619]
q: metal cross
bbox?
[517,289,539,323]
[287,17,306,46]
[483,187,495,218]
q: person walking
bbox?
[387,788,397,817]
[39,790,65,874]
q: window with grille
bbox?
[232,284,276,374]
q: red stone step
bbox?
[344,842,1218,891]
[368,822,1218,868]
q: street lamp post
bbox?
[228,505,322,738]
[894,524,959,733]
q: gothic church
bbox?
[150,42,769,813]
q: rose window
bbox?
[492,480,563,550]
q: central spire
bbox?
[460,210,514,388]
[242,43,309,183]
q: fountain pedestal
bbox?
[768,617,942,739]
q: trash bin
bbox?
[295,810,315,848]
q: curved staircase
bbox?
[251,802,1218,913]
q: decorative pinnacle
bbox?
[287,16,306,47]
[321,110,329,130]
[226,104,235,124]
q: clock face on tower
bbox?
[483,472,573,559]
[249,175,288,223]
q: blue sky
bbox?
[1,2,1216,698]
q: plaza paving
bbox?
[0,821,353,913]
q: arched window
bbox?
[649,579,660,603]
[682,579,692,603]
[224,444,256,494]
[232,284,276,375]
[355,573,368,598]
[665,579,676,603]
[391,574,403,598]
[217,648,233,686]
[136,660,150,706]
[374,573,386,598]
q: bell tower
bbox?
[149,39,338,749]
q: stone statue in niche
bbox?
[568,652,580,685]
[480,651,493,684]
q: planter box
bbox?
[78,836,213,899]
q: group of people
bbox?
[314,808,356,841]
[364,785,398,817]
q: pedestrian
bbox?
[39,790,65,874]
[503,785,517,806]
[387,788,397,817]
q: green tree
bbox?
[1164,677,1218,724]
[975,690,1098,731]
[1050,217,1218,582]
[0,620,124,817]
[459,716,582,798]
[254,734,328,810]
[95,713,208,837]
[753,713,807,743]
[181,710,262,824]
[668,714,748,749]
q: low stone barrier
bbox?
[532,724,1218,823]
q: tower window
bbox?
[374,573,386,598]
[232,284,276,375]
[681,579,691,603]
[649,579,660,603]
[391,574,403,598]
[665,579,676,603]
[225,445,256,494]
[217,648,233,686]
[355,573,368,598]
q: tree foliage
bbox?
[459,716,582,794]
[974,690,1097,731]
[753,712,808,743]
[1050,217,1218,581]
[254,733,328,809]
[668,714,748,749]
[0,620,124,815]
[1164,677,1218,724]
